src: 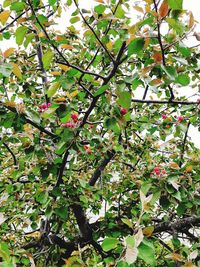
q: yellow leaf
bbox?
[10,62,22,79]
[133,6,144,13]
[189,11,194,28]
[38,31,45,38]
[106,41,113,50]
[71,90,78,98]
[50,71,61,76]
[60,44,74,50]
[145,4,151,13]
[54,97,66,103]
[17,17,27,24]
[186,165,193,173]
[56,35,66,42]
[0,10,10,25]
[143,226,154,236]
[3,48,15,58]
[170,162,179,169]
[183,261,195,267]
[171,253,183,262]
[58,64,71,72]
[144,37,150,48]
[159,0,169,18]
[5,101,16,108]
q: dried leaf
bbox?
[153,52,163,63]
[170,162,179,169]
[143,226,154,237]
[0,10,10,25]
[159,0,169,18]
[133,6,144,13]
[58,64,71,72]
[3,48,15,58]
[189,12,194,28]
[166,253,183,262]
[60,44,74,50]
[10,62,22,79]
[186,165,193,173]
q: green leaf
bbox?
[102,237,119,252]
[10,1,26,12]
[47,81,60,97]
[161,65,177,80]
[42,50,53,70]
[117,91,131,109]
[121,218,133,229]
[115,5,125,18]
[54,206,68,220]
[94,4,106,15]
[35,191,48,205]
[70,16,80,24]
[138,240,156,266]
[132,78,143,90]
[105,117,121,134]
[94,84,109,97]
[167,0,183,10]
[48,0,57,6]
[0,242,10,262]
[15,26,27,45]
[128,38,145,56]
[0,62,12,77]
[175,74,190,86]
[166,18,184,35]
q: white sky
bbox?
[0,0,200,147]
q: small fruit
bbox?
[166,125,170,129]
[71,113,78,122]
[89,124,94,129]
[120,107,128,115]
[178,116,184,122]
[38,102,51,112]
[61,121,75,128]
[162,114,167,119]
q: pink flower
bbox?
[162,114,167,119]
[197,98,200,103]
[153,167,161,176]
[178,116,184,122]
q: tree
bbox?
[0,0,199,266]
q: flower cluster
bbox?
[61,113,80,128]
[38,103,51,113]
[153,166,166,176]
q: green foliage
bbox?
[0,0,199,266]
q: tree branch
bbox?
[179,121,191,167]
[153,216,200,234]
[56,60,105,80]
[73,0,115,63]
[89,150,115,186]
[1,140,18,165]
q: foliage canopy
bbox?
[0,0,200,266]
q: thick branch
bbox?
[153,216,200,234]
[89,150,115,186]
